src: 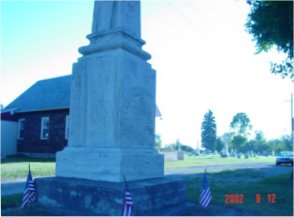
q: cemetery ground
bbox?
[1,155,276,181]
[1,155,293,216]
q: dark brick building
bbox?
[1,75,71,156]
[1,75,161,157]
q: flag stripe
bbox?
[121,178,134,216]
[199,170,212,208]
[21,166,36,209]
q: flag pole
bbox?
[121,175,126,216]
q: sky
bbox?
[1,0,293,149]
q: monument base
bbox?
[36,176,195,216]
[56,147,164,182]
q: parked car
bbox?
[276,151,293,166]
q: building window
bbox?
[41,117,49,140]
[18,119,25,139]
[65,115,69,140]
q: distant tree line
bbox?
[164,140,195,153]
[201,110,292,155]
[155,109,292,156]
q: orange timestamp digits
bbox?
[225,194,244,204]
[225,193,277,204]
[256,193,276,203]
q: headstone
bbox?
[223,133,229,156]
[195,140,200,155]
[176,139,181,151]
[230,149,236,157]
[177,151,185,160]
[56,0,163,182]
[249,150,254,157]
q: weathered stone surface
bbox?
[66,49,156,149]
[161,151,185,161]
[36,2,191,215]
[56,147,163,182]
[91,1,141,39]
[56,1,164,182]
[36,176,195,216]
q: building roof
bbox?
[4,75,162,117]
[4,75,71,113]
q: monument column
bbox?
[56,1,163,182]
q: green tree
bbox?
[268,135,291,154]
[231,135,247,152]
[165,142,194,153]
[216,137,224,153]
[252,131,268,153]
[230,112,252,137]
[245,0,293,80]
[180,145,194,153]
[230,112,252,152]
[201,110,217,151]
[268,139,284,155]
[281,135,292,151]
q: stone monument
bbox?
[36,1,194,215]
[55,0,163,182]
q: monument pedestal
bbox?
[37,1,194,216]
[36,176,195,216]
[56,147,163,182]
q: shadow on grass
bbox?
[1,155,55,164]
[184,166,293,216]
[1,166,293,216]
[2,205,57,216]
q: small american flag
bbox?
[199,169,212,208]
[121,177,134,216]
[21,164,36,208]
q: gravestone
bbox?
[36,1,194,215]
[55,0,163,182]
[223,134,229,156]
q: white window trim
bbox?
[18,118,25,139]
[65,115,69,140]
[40,116,49,140]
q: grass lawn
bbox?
[1,169,292,216]
[186,172,293,216]
[1,194,23,209]
[1,156,55,182]
[165,154,276,168]
[1,155,276,181]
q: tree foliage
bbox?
[216,137,224,153]
[245,0,293,80]
[179,144,194,153]
[231,135,247,152]
[201,110,217,151]
[230,112,252,137]
[247,131,268,153]
[230,112,252,152]
[231,131,291,154]
[267,135,291,154]
[165,142,194,153]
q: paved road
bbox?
[165,162,292,175]
[1,181,26,196]
[1,176,51,196]
[1,163,292,196]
